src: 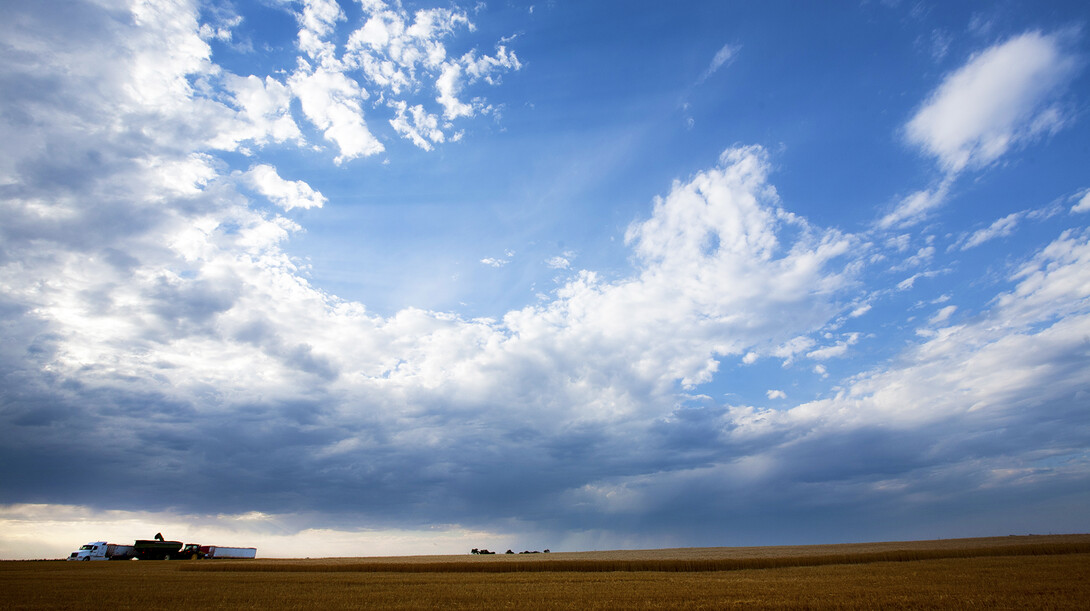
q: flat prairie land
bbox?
[4,535,1089,609]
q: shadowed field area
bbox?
[5,535,1090,609]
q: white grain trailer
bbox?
[200,545,258,559]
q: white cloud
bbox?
[435,48,521,119]
[289,63,384,163]
[343,2,519,141]
[772,336,818,366]
[960,212,1021,249]
[221,74,303,147]
[877,178,952,229]
[893,245,935,270]
[929,304,957,325]
[697,43,740,84]
[849,303,872,318]
[898,272,927,290]
[462,46,522,84]
[546,253,573,270]
[886,234,912,252]
[601,146,856,386]
[806,343,847,360]
[766,389,787,400]
[243,164,327,211]
[997,228,1090,326]
[388,101,445,150]
[905,30,1077,173]
[883,240,1082,422]
[435,61,475,120]
[297,0,345,60]
[346,5,463,91]
[806,332,861,361]
[706,231,1090,526]
[198,12,241,43]
[1071,189,1090,213]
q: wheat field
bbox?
[4,535,1089,609]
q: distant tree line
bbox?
[471,548,550,555]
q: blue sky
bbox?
[2,0,1089,559]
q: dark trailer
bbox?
[132,539,203,560]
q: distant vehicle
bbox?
[67,536,256,560]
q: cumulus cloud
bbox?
[0,50,865,535]
[342,1,520,143]
[906,30,1077,173]
[289,64,384,163]
[243,165,327,210]
[583,229,1090,541]
[388,101,445,150]
[221,74,304,148]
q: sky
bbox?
[1,0,1089,560]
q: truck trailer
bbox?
[199,545,258,559]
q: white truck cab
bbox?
[67,541,134,560]
[68,541,109,561]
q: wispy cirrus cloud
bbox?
[958,212,1022,250]
[696,42,740,85]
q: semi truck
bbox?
[67,536,256,560]
[68,542,134,561]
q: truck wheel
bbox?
[83,557,90,561]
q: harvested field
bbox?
[5,535,1089,609]
[183,534,1090,573]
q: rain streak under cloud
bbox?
[1,1,1090,559]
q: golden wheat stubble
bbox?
[4,536,1089,609]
